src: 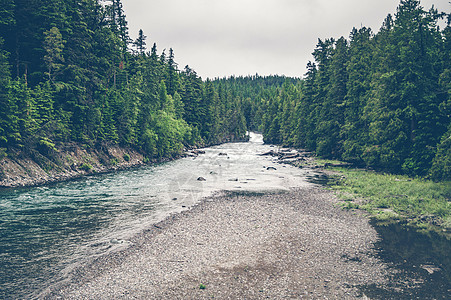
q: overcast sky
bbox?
[121,0,449,79]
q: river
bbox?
[0,133,449,299]
[0,132,311,299]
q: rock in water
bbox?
[197,177,207,181]
[192,150,206,155]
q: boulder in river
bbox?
[197,177,207,181]
[192,150,206,155]
[267,167,277,170]
[184,152,197,157]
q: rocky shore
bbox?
[42,187,392,299]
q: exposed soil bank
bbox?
[42,187,392,299]
[0,144,147,188]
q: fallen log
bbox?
[279,153,301,160]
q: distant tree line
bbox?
[219,0,450,180]
[0,0,247,161]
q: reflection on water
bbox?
[0,133,310,299]
[362,221,451,299]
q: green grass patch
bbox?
[323,165,451,231]
[315,158,344,166]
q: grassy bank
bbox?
[304,160,451,234]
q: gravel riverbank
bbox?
[43,186,389,299]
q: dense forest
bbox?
[0,0,449,181]
[216,0,449,181]
[0,0,249,163]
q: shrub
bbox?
[80,163,93,171]
[38,137,57,153]
[110,158,119,166]
[0,148,7,160]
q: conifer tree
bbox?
[341,27,373,163]
[166,48,180,96]
[133,29,147,55]
[43,27,65,82]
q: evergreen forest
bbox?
[0,0,248,163]
[0,0,449,181]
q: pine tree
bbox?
[317,36,347,157]
[341,27,373,164]
[173,91,185,119]
[296,61,318,150]
[43,27,65,82]
[0,36,12,147]
[181,65,203,128]
[311,38,336,157]
[166,48,180,96]
[133,29,147,55]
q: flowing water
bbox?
[0,133,312,299]
[0,133,449,299]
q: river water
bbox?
[0,133,449,299]
[0,133,312,299]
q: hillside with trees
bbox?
[0,0,247,159]
[229,0,449,181]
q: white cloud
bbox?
[122,0,450,79]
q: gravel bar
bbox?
[43,186,389,299]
